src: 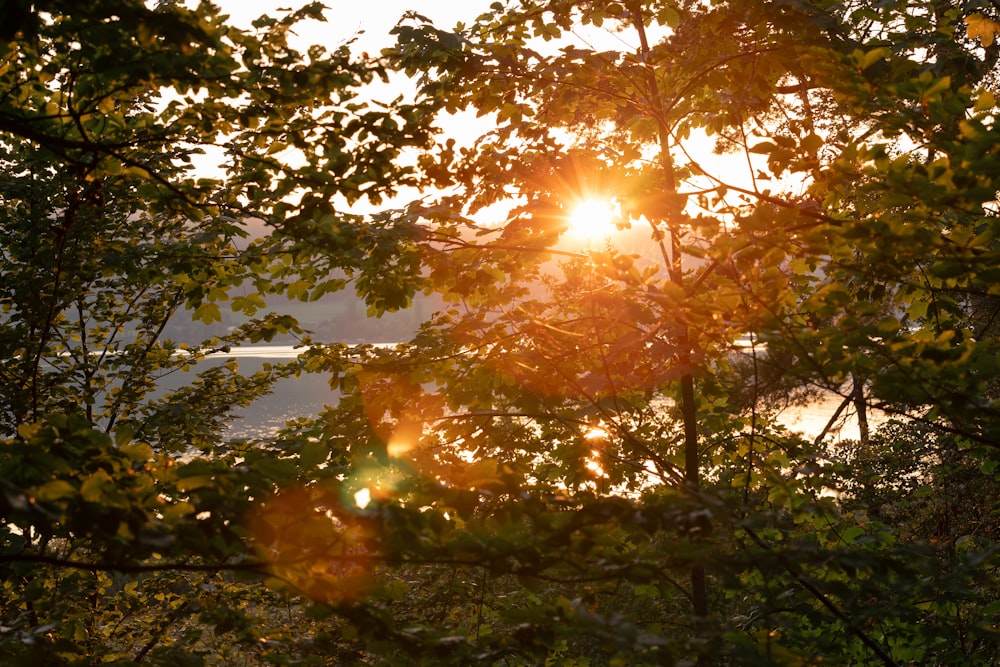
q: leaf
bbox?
[162,501,196,521]
[748,141,777,154]
[852,46,889,70]
[800,133,824,153]
[81,470,115,504]
[176,475,214,492]
[921,75,951,99]
[231,293,266,315]
[656,5,680,29]
[965,13,1000,47]
[299,439,329,468]
[32,480,76,501]
[867,47,890,69]
[120,441,153,463]
[192,302,222,324]
[974,89,996,113]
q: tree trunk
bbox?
[852,372,870,446]
[628,0,709,624]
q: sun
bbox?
[568,198,619,239]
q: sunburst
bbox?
[568,198,619,239]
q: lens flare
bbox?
[251,486,373,603]
[353,487,372,509]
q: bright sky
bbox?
[215,1,493,53]
[215,0,497,157]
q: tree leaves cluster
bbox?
[3,0,1000,665]
[0,1,431,664]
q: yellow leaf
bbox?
[192,302,221,324]
[101,157,123,176]
[117,521,135,540]
[974,89,996,113]
[855,47,890,70]
[120,441,153,462]
[965,14,1000,47]
[176,475,213,492]
[81,470,113,503]
[33,480,76,501]
[162,501,195,521]
[123,166,151,179]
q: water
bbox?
[218,346,879,443]
[777,393,880,443]
[205,346,339,440]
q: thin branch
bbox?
[739,523,901,667]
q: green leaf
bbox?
[192,302,222,324]
[299,439,329,468]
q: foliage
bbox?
[339,0,1000,664]
[4,0,1000,665]
[0,0,431,664]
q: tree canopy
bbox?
[2,0,1000,665]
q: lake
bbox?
[214,346,879,444]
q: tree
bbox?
[0,1,434,664]
[270,0,1000,663]
[5,0,1000,665]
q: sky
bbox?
[214,1,494,54]
[173,1,498,214]
[214,0,498,159]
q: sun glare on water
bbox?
[568,198,619,240]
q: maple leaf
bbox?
[965,13,1000,47]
